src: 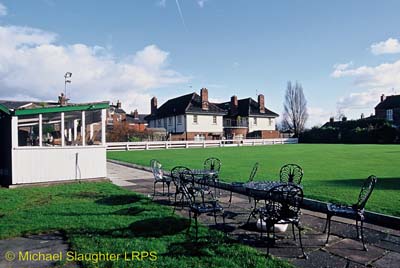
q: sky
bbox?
[1,0,400,127]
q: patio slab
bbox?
[0,232,78,268]
[324,238,385,265]
[372,252,400,268]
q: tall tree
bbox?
[282,81,308,137]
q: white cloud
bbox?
[332,59,400,114]
[371,38,400,55]
[197,0,209,8]
[307,107,333,127]
[0,25,189,113]
[0,3,7,17]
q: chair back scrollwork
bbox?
[279,164,304,184]
[355,175,377,210]
[248,162,259,182]
[204,157,222,172]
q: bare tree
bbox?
[282,81,308,137]
[336,107,346,121]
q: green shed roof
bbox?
[0,100,109,116]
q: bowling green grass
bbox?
[108,144,400,217]
[0,182,291,268]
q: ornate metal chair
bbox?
[324,175,377,251]
[203,157,222,195]
[257,184,307,258]
[170,166,193,209]
[279,164,304,184]
[228,162,259,207]
[178,168,225,240]
[150,159,172,200]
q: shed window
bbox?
[193,115,198,124]
[85,110,102,145]
[177,115,182,124]
[17,115,40,146]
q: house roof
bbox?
[216,98,279,118]
[0,100,109,116]
[145,93,226,120]
[126,114,148,124]
[375,95,400,110]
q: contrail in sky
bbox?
[175,0,187,29]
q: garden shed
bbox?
[0,97,109,186]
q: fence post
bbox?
[145,142,149,150]
[165,142,168,149]
[126,143,129,151]
[203,141,206,148]
[186,142,189,148]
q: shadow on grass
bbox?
[96,195,143,205]
[315,177,400,190]
[128,216,190,237]
[67,216,190,239]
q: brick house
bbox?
[107,101,148,132]
[145,88,226,141]
[375,94,400,127]
[126,109,148,132]
[146,88,280,140]
[217,94,280,139]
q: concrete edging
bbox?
[107,159,400,230]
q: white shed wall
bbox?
[12,146,106,184]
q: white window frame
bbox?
[212,115,217,124]
[387,109,393,121]
[193,115,198,124]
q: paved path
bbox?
[107,161,400,268]
[0,232,78,268]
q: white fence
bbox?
[107,138,298,151]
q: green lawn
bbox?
[108,144,400,217]
[0,182,290,268]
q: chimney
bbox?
[116,100,122,109]
[200,88,209,110]
[151,97,157,115]
[329,117,334,124]
[258,94,265,113]
[380,94,385,102]
[230,95,238,115]
[133,109,139,119]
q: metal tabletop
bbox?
[191,169,218,177]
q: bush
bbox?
[299,119,399,144]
